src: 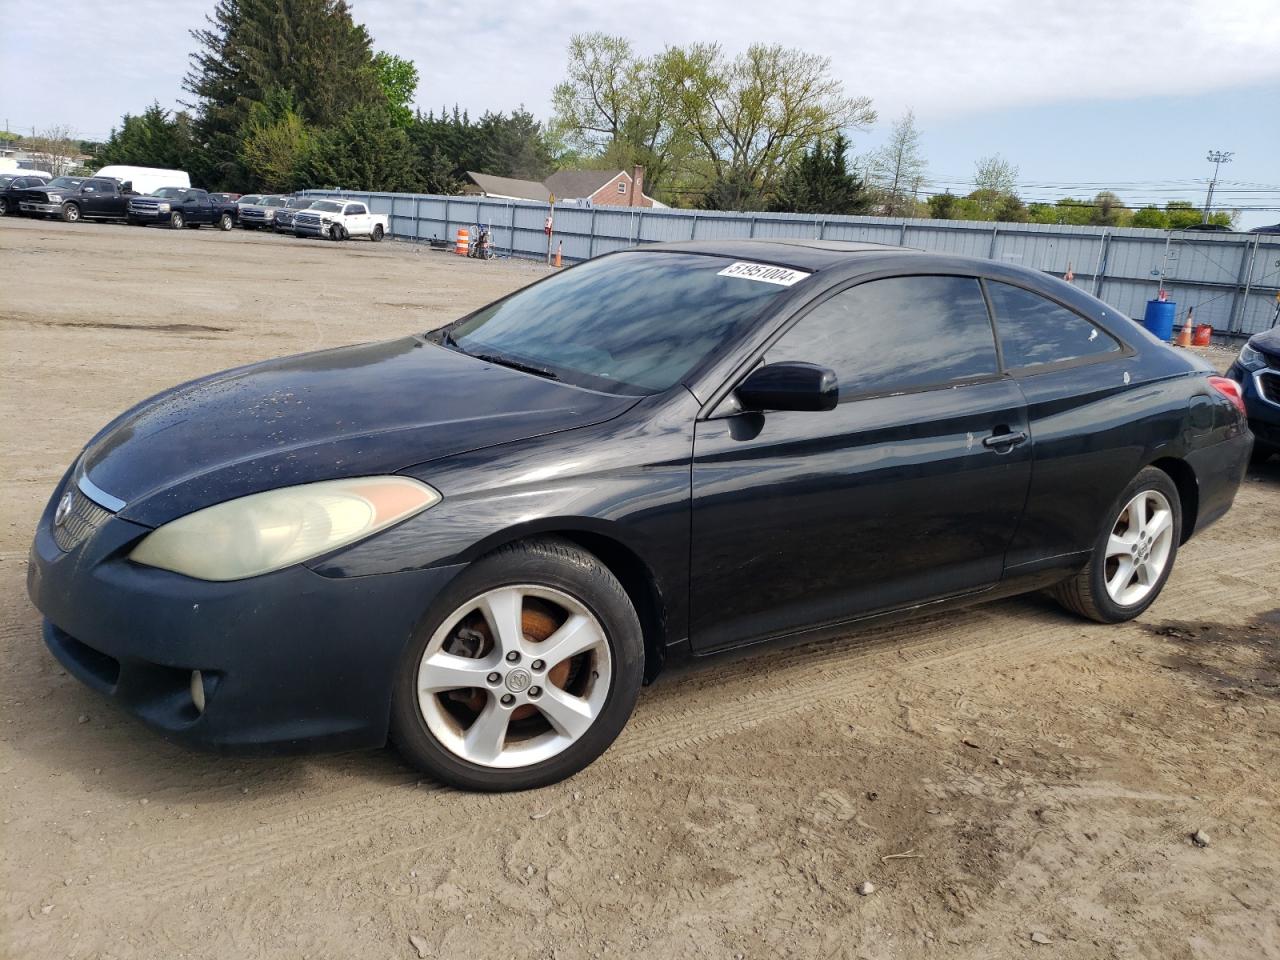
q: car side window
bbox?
[346,203,367,215]
[768,275,999,399]
[985,281,1121,369]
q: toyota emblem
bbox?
[54,492,74,527]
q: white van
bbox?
[0,159,53,178]
[92,165,191,195]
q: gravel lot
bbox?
[2,216,1278,959]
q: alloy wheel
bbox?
[1103,489,1175,606]
[415,585,612,768]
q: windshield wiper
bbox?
[470,352,561,382]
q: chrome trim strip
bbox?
[1254,371,1280,411]
[77,471,126,513]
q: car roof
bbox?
[644,238,923,272]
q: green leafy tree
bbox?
[300,105,421,191]
[994,193,1029,222]
[239,89,312,190]
[1132,205,1167,229]
[373,52,418,128]
[770,134,871,215]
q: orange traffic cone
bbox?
[1175,308,1193,348]
[554,241,563,268]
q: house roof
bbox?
[543,169,621,201]
[465,171,549,203]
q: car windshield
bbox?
[149,188,185,198]
[263,197,287,207]
[0,175,13,186]
[446,252,797,394]
[47,177,83,189]
[286,198,311,208]
[309,201,344,212]
[240,195,262,204]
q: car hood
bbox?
[1249,327,1280,363]
[81,337,638,527]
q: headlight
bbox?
[1238,342,1268,371]
[130,477,440,581]
[157,202,171,212]
[46,194,62,202]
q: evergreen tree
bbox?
[300,105,422,191]
[240,88,312,191]
[770,134,870,215]
[96,104,198,172]
[184,0,384,187]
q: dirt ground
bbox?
[1,216,1277,960]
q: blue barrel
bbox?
[1142,299,1176,341]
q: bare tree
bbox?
[24,125,80,176]
[870,110,926,216]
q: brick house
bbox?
[465,165,659,208]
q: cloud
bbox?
[2,0,1276,140]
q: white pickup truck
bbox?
[291,198,388,242]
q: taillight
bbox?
[1207,376,1246,416]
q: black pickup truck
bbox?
[127,188,239,230]
[16,176,136,222]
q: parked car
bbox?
[26,241,1252,791]
[1248,223,1280,235]
[93,165,190,196]
[293,198,387,241]
[17,176,135,222]
[1226,327,1280,460]
[238,195,288,229]
[0,173,50,215]
[127,188,239,230]
[236,194,264,213]
[272,197,318,233]
[1180,223,1233,233]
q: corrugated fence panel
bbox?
[298,189,1280,337]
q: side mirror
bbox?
[736,361,839,412]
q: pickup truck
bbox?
[17,176,136,222]
[238,195,289,229]
[127,188,239,230]
[292,198,387,241]
[0,173,50,216]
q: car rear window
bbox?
[448,252,799,394]
[985,281,1121,369]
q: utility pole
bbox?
[1202,150,1233,223]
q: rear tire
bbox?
[371,224,384,242]
[219,213,234,231]
[0,198,8,215]
[390,537,644,791]
[1051,466,1182,623]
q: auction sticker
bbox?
[717,261,811,286]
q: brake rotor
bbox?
[450,600,574,720]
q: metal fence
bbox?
[300,190,1280,338]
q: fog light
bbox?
[190,670,206,714]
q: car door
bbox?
[980,279,1136,574]
[688,273,1032,653]
[345,203,368,234]
[186,189,211,223]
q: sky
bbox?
[2,0,1277,225]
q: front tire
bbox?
[1051,466,1182,623]
[329,222,347,241]
[0,197,8,215]
[170,211,185,229]
[390,538,644,791]
[61,202,81,223]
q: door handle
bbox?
[982,430,1028,451]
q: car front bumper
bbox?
[293,221,332,237]
[26,473,464,754]
[20,201,59,214]
[1227,361,1280,448]
[128,208,174,223]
